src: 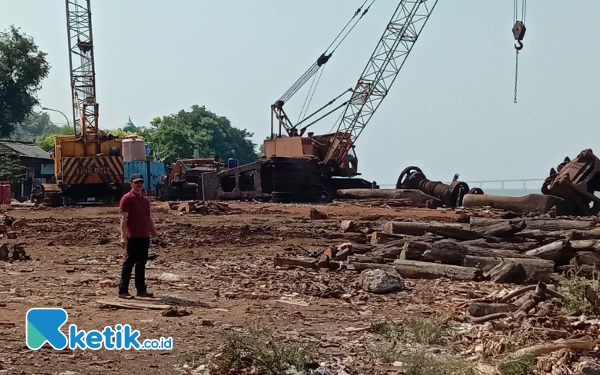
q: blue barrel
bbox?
[144,143,150,156]
[227,158,239,168]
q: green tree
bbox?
[0,26,50,138]
[0,155,24,182]
[36,125,75,151]
[11,111,60,142]
[144,105,258,164]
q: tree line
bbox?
[0,25,260,182]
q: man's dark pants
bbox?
[119,237,150,294]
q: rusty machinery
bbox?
[157,158,226,201]
[542,149,600,216]
[255,0,441,202]
[34,0,125,206]
[396,166,481,207]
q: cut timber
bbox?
[348,260,484,281]
[336,189,441,204]
[469,217,592,231]
[462,255,554,283]
[514,335,595,357]
[573,251,600,267]
[371,240,429,261]
[463,194,561,214]
[513,230,546,241]
[96,300,172,310]
[383,221,464,236]
[474,220,526,238]
[369,232,405,245]
[571,240,600,252]
[525,240,572,264]
[488,259,527,284]
[467,302,518,317]
[274,256,316,269]
[424,239,532,266]
[463,238,537,251]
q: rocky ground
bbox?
[0,201,598,375]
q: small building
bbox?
[0,140,53,200]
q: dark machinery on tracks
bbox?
[215,0,440,203]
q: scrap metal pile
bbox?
[337,148,600,218]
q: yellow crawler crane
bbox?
[38,0,125,206]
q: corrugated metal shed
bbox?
[0,141,52,160]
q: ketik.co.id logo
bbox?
[26,308,173,350]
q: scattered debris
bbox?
[162,306,192,317]
[0,243,29,262]
[359,269,405,294]
[159,272,182,282]
[309,208,328,220]
[170,201,231,215]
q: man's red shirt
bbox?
[119,190,151,238]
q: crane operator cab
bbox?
[346,146,358,175]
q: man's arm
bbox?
[119,197,129,249]
[149,215,157,238]
[120,212,129,248]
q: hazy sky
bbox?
[2,1,599,188]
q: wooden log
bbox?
[369,232,405,245]
[474,220,527,238]
[424,239,532,266]
[488,259,527,284]
[349,260,485,281]
[525,240,573,264]
[462,238,537,251]
[573,251,600,267]
[513,229,546,241]
[324,232,367,244]
[383,221,464,236]
[336,189,441,204]
[469,217,593,231]
[570,240,600,252]
[462,255,555,283]
[514,336,595,358]
[467,302,518,317]
[371,240,429,260]
[463,194,561,215]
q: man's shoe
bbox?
[137,291,154,298]
[119,292,135,299]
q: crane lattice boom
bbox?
[324,0,439,165]
[66,0,98,141]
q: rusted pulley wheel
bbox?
[396,166,423,189]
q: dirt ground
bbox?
[0,201,598,375]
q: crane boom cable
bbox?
[323,0,439,164]
[296,0,376,121]
[297,65,326,123]
[276,0,376,106]
[325,0,369,53]
[295,88,351,129]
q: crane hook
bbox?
[514,40,524,51]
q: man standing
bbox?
[118,173,157,299]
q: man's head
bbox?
[130,174,144,193]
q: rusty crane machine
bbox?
[215,0,440,202]
[34,0,126,206]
